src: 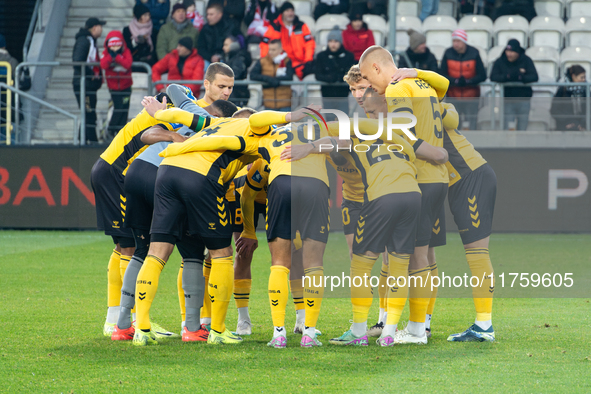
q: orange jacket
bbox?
[260,15,315,79]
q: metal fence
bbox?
[0,62,13,145]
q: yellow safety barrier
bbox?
[0,61,13,145]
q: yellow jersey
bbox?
[99,109,176,175]
[441,104,487,186]
[257,123,329,186]
[385,78,448,184]
[326,153,364,203]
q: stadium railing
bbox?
[0,61,13,145]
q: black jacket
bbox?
[490,52,538,97]
[123,26,155,66]
[314,46,355,97]
[551,84,588,130]
[72,28,102,90]
[244,0,278,26]
[223,48,252,106]
[197,17,242,62]
[398,47,439,73]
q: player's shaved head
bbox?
[211,99,238,117]
[232,107,257,118]
[358,45,398,95]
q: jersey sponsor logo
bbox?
[269,290,281,293]
[252,170,263,183]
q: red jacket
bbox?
[260,15,315,79]
[151,48,204,95]
[100,30,133,91]
[342,24,375,61]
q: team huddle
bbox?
[90,45,497,348]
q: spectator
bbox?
[0,33,17,79]
[152,37,205,95]
[251,39,294,110]
[184,0,205,31]
[222,36,251,107]
[341,11,375,61]
[314,0,349,20]
[123,3,155,69]
[419,0,439,21]
[440,29,486,130]
[315,26,355,116]
[136,0,170,32]
[245,0,279,44]
[197,2,243,66]
[397,29,439,72]
[156,3,198,61]
[490,39,539,130]
[551,65,587,131]
[0,34,23,140]
[209,0,247,31]
[72,17,105,144]
[260,2,315,80]
[350,0,388,18]
[100,31,133,139]
[493,0,536,22]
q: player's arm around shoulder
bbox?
[141,125,189,145]
[415,140,448,165]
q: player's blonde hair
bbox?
[343,65,363,85]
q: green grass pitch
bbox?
[1,231,590,393]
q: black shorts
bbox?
[341,199,363,235]
[124,159,158,231]
[266,175,330,243]
[448,163,497,245]
[415,183,448,247]
[429,203,447,248]
[353,192,421,255]
[150,165,232,250]
[176,232,207,261]
[230,194,266,233]
[90,158,133,239]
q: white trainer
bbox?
[393,327,428,345]
[236,319,252,336]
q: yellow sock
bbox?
[427,263,438,315]
[201,259,212,321]
[209,256,234,333]
[304,266,324,328]
[107,250,122,307]
[290,279,304,311]
[386,253,410,326]
[135,255,165,331]
[350,254,377,323]
[466,248,494,322]
[268,266,289,327]
[408,267,431,323]
[178,262,185,322]
[378,261,388,310]
[234,279,252,309]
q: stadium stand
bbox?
[565,17,591,48]
[428,44,446,66]
[315,14,349,51]
[423,15,457,48]
[291,0,314,17]
[567,0,591,18]
[397,0,421,17]
[458,15,494,49]
[395,16,422,51]
[526,45,560,81]
[560,45,591,76]
[493,15,529,47]
[362,15,387,46]
[437,0,457,18]
[534,0,565,18]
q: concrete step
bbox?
[69,7,133,18]
[71,0,134,8]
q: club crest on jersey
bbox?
[252,171,263,183]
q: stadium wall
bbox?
[0,147,589,232]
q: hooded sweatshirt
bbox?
[100,30,134,91]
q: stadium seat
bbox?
[527,99,555,130]
[567,0,591,17]
[248,43,261,61]
[529,16,565,49]
[534,0,565,17]
[423,15,458,48]
[438,0,457,17]
[476,46,489,70]
[195,0,206,16]
[299,15,316,35]
[459,15,494,49]
[363,15,387,46]
[397,0,421,16]
[493,15,529,47]
[487,45,506,77]
[565,17,591,48]
[560,46,591,76]
[525,46,560,81]
[292,0,313,17]
[247,84,263,110]
[315,14,350,48]
[395,16,422,51]
[428,45,446,66]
